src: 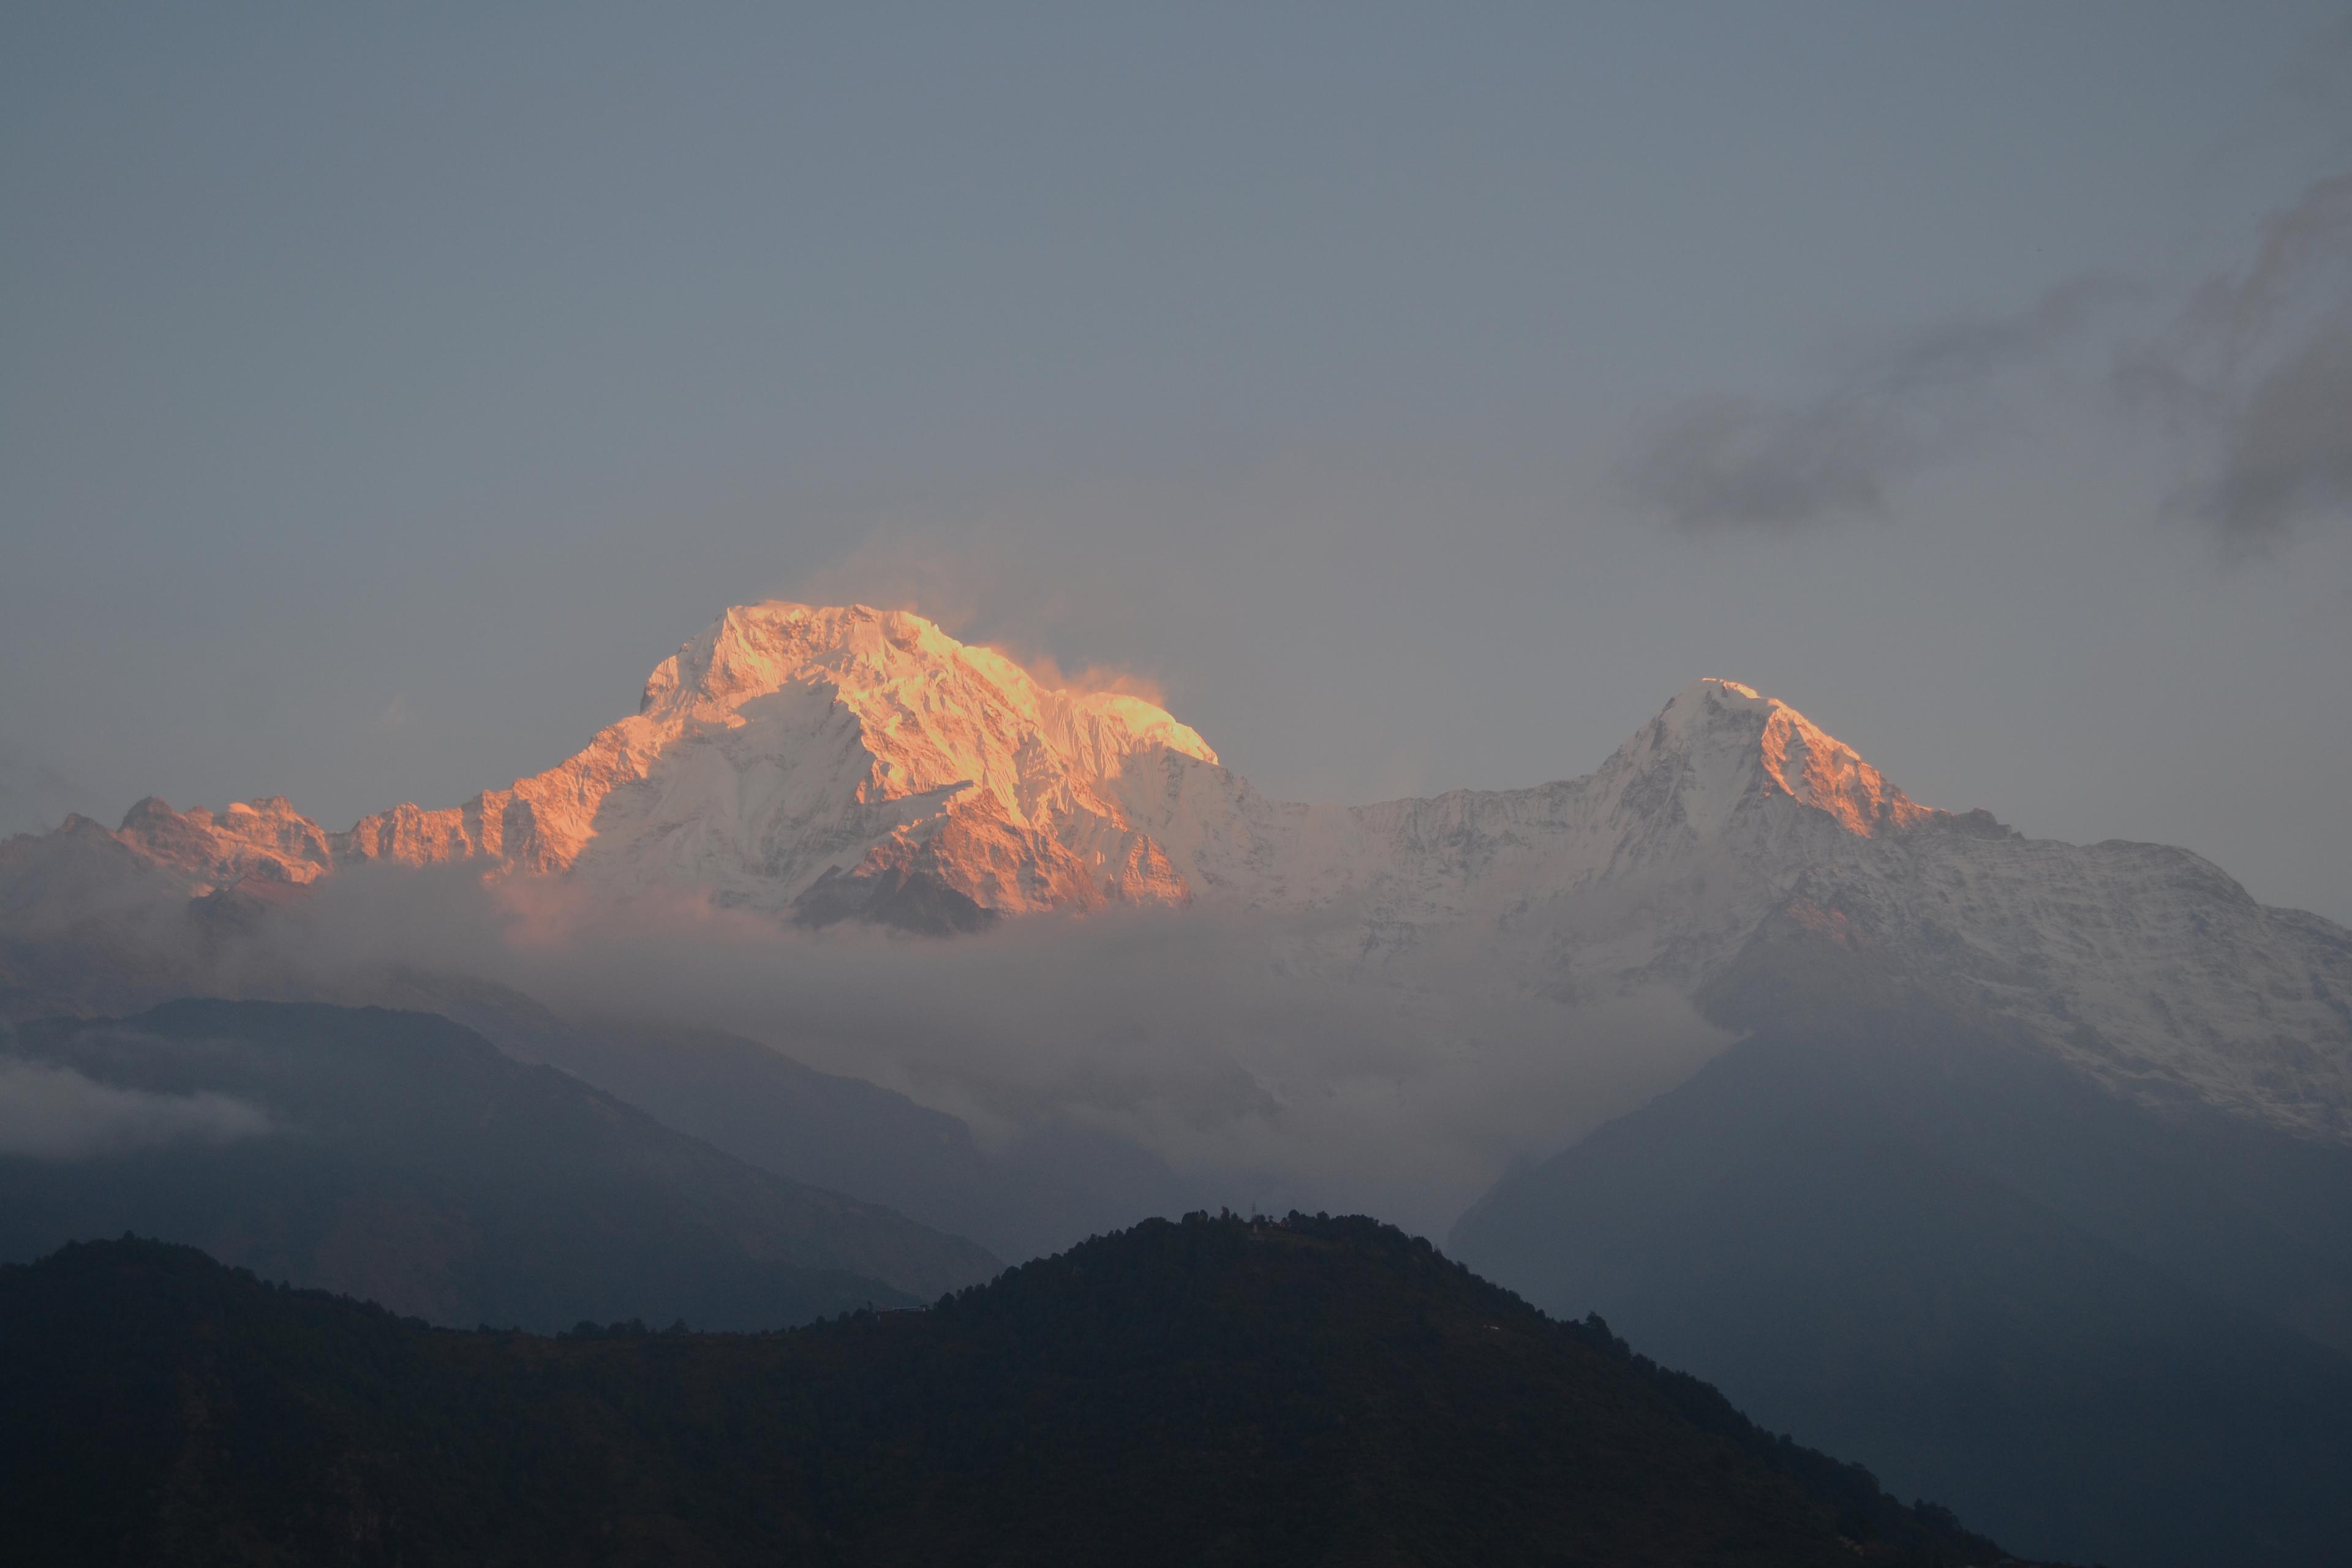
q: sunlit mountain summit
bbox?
[72,605,1213,922]
[24,605,1951,919]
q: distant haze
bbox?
[4,5,2349,922]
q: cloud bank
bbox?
[205,865,1731,1239]
[2116,173,2352,556]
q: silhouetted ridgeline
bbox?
[0,1216,2022,1567]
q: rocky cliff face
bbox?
[9,605,2348,1141]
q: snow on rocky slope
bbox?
[23,606,1212,925]
[7,603,2348,1140]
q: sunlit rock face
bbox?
[88,622,1952,935]
[113,605,1220,918]
[109,796,336,888]
[13,605,2351,1144]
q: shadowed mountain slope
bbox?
[0,1218,2018,1568]
[0,1000,997,1329]
[1451,1016,2352,1568]
[369,971,1204,1263]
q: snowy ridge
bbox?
[6,608,2347,1141]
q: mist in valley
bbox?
[219,864,1733,1242]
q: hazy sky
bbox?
[5,4,2350,922]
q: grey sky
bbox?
[4,3,2350,923]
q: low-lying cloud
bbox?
[1623,273,2135,533]
[0,1058,271,1161]
[200,863,1732,1240]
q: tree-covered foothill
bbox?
[0,1215,2023,1567]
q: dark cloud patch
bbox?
[1618,393,1907,533]
[2117,175,2352,556]
[1874,273,2139,395]
[2192,324,2352,548]
[1624,274,2135,533]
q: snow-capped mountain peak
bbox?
[25,605,1222,923]
[330,603,1221,921]
[637,604,1218,775]
[1627,677,1932,839]
[50,615,1942,920]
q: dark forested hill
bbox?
[0,1000,998,1329]
[0,1218,2016,1568]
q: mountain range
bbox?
[5,600,2350,1564]
[13,601,2345,1148]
